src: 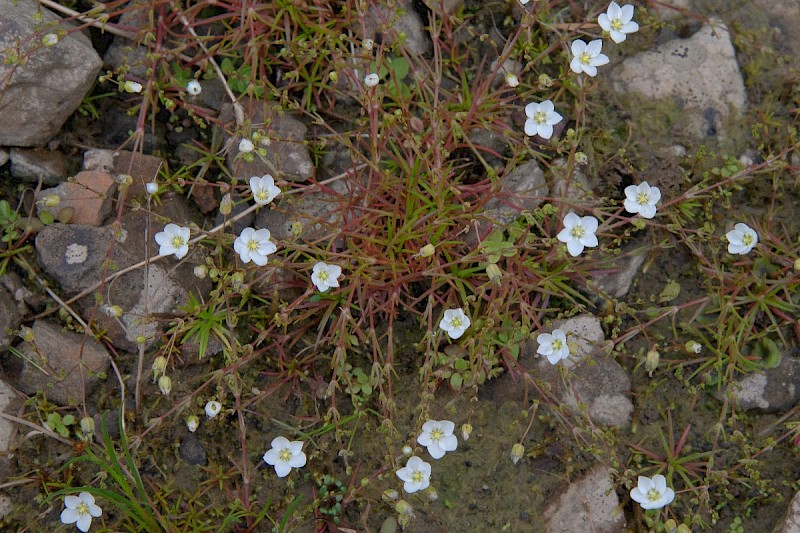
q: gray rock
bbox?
[102,1,150,79]
[9,148,68,185]
[0,0,103,146]
[16,320,110,406]
[0,378,20,482]
[775,490,800,533]
[610,20,746,139]
[0,285,21,353]
[543,466,625,533]
[721,355,800,412]
[359,0,431,57]
[592,245,647,298]
[221,101,314,182]
[481,160,548,226]
[36,224,118,295]
[653,0,692,20]
[179,433,208,466]
[0,148,8,167]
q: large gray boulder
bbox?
[0,0,103,146]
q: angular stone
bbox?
[36,224,118,295]
[0,378,20,481]
[592,245,647,298]
[82,149,168,201]
[481,160,548,226]
[9,148,68,185]
[0,0,103,146]
[38,170,116,226]
[543,466,625,533]
[564,356,634,428]
[776,490,800,533]
[16,320,110,406]
[610,20,746,139]
[102,0,150,79]
[720,355,800,412]
[359,0,432,57]
[179,434,208,466]
[0,148,8,167]
[221,101,314,182]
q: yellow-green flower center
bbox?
[646,488,661,502]
[318,270,329,281]
[256,190,269,201]
[580,52,591,65]
[451,317,462,328]
[636,192,650,205]
[77,502,89,515]
[570,226,585,239]
[170,235,185,248]
[247,238,259,251]
[411,471,423,483]
[535,111,547,124]
[552,339,563,351]
[742,234,754,246]
[611,19,624,31]
[431,428,444,442]
[279,449,292,462]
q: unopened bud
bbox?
[18,326,34,343]
[794,257,800,271]
[152,356,167,379]
[205,400,222,418]
[80,416,95,436]
[538,73,552,88]
[42,194,61,207]
[103,304,123,318]
[395,500,414,517]
[684,340,702,354]
[115,173,133,185]
[158,375,172,396]
[425,487,438,501]
[382,489,399,502]
[510,443,524,465]
[486,263,503,283]
[219,193,233,216]
[645,349,660,376]
[505,72,519,87]
[194,265,208,279]
[461,423,473,441]
[186,415,199,433]
[238,138,254,153]
[42,33,59,46]
[416,244,435,258]
[145,182,158,195]
[402,445,413,456]
[123,80,143,93]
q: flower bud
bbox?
[219,193,233,216]
[186,415,199,433]
[42,194,61,207]
[645,349,660,376]
[510,443,525,465]
[238,138,254,153]
[575,152,588,165]
[425,487,438,501]
[486,263,503,283]
[103,304,123,318]
[186,80,202,96]
[123,80,143,93]
[80,416,95,436]
[152,356,167,379]
[684,340,702,354]
[402,445,412,456]
[461,423,473,441]
[145,182,158,195]
[194,265,208,279]
[362,38,374,51]
[382,489,399,502]
[538,73,552,88]
[205,400,222,418]
[115,173,133,185]
[505,73,519,87]
[158,375,172,396]
[395,500,414,517]
[42,33,59,46]
[416,244,435,258]
[18,326,34,343]
[364,73,380,87]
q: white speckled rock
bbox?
[543,466,625,533]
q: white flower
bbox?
[204,400,222,418]
[154,223,190,259]
[505,73,520,87]
[186,415,199,433]
[234,227,277,266]
[598,2,640,44]
[726,223,758,255]
[569,39,610,77]
[417,419,458,459]
[42,33,59,46]
[524,100,563,140]
[630,474,675,510]
[123,80,143,93]
[624,181,661,219]
[396,456,431,494]
[311,261,342,292]
[145,181,158,195]
[263,436,307,477]
[238,138,255,153]
[537,329,570,365]
[556,212,599,257]
[364,73,380,87]
[61,492,102,532]
[439,308,471,339]
[186,80,202,96]
[249,175,281,206]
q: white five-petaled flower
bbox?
[417,420,458,459]
[569,39,610,77]
[557,212,599,257]
[154,223,190,259]
[311,261,342,292]
[249,175,281,206]
[263,436,307,477]
[204,400,222,418]
[536,329,570,365]
[439,308,471,339]
[726,223,758,255]
[630,474,675,510]
[396,456,431,494]
[234,227,277,266]
[524,100,563,140]
[624,181,661,219]
[239,138,255,153]
[364,73,380,87]
[598,2,640,44]
[61,492,102,532]
[187,80,202,96]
